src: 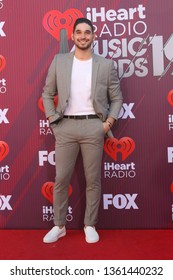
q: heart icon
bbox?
[43,9,83,41]
[42,181,72,203]
[0,55,6,72]
[0,141,9,162]
[104,137,135,161]
[38,96,58,113]
[167,90,173,106]
[170,182,173,193]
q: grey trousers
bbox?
[52,117,105,226]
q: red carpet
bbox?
[0,229,173,260]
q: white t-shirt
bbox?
[64,56,96,115]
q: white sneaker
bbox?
[84,226,99,243]
[43,226,66,243]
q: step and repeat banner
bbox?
[0,0,173,229]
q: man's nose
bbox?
[81,32,86,38]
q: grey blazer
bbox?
[42,52,123,136]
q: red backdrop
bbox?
[0,0,173,229]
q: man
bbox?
[42,17,123,243]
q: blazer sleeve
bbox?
[107,60,123,120]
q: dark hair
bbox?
[73,18,94,33]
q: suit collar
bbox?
[68,51,99,61]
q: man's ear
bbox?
[71,33,74,41]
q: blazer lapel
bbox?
[63,52,99,100]
[91,54,99,100]
[64,52,74,98]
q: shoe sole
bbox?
[43,231,66,243]
[85,237,99,243]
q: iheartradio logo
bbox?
[38,96,58,113]
[0,141,9,162]
[42,182,72,203]
[43,9,83,41]
[104,137,135,161]
[167,90,173,106]
[0,55,6,72]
